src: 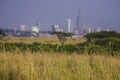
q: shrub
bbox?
[85,31,120,43]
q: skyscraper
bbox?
[52,24,62,32]
[75,9,82,34]
[66,18,71,33]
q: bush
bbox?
[94,38,120,51]
[0,39,119,55]
[85,31,120,43]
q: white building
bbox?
[66,18,71,32]
[106,28,110,32]
[31,26,39,33]
[52,24,62,32]
[96,27,101,32]
[88,27,93,33]
[20,25,26,31]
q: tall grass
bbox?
[0,52,120,80]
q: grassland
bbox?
[0,52,120,80]
[3,37,86,44]
[0,37,120,80]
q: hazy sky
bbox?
[0,0,120,31]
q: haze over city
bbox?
[0,0,120,31]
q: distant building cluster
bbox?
[2,10,116,38]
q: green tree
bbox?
[52,32,73,47]
[0,29,6,40]
[84,31,120,43]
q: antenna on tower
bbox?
[36,21,41,27]
[78,8,81,18]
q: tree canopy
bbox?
[0,29,6,40]
[51,32,73,47]
[84,31,120,42]
[0,29,6,36]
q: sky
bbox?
[0,0,120,31]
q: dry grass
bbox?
[0,37,120,80]
[4,37,85,44]
[0,52,120,80]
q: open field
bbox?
[3,37,86,44]
[0,36,120,80]
[0,52,120,80]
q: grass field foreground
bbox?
[0,52,120,80]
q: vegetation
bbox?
[0,42,119,55]
[84,31,120,55]
[51,32,73,47]
[85,31,120,43]
[0,31,120,80]
[2,37,85,44]
[0,39,119,55]
[0,52,120,80]
[0,29,6,40]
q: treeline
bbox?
[84,31,120,55]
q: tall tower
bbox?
[76,9,82,34]
[66,18,71,33]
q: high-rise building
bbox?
[75,9,82,34]
[88,27,93,33]
[20,25,26,31]
[52,24,62,32]
[96,27,101,32]
[66,18,71,32]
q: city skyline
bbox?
[0,0,120,32]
